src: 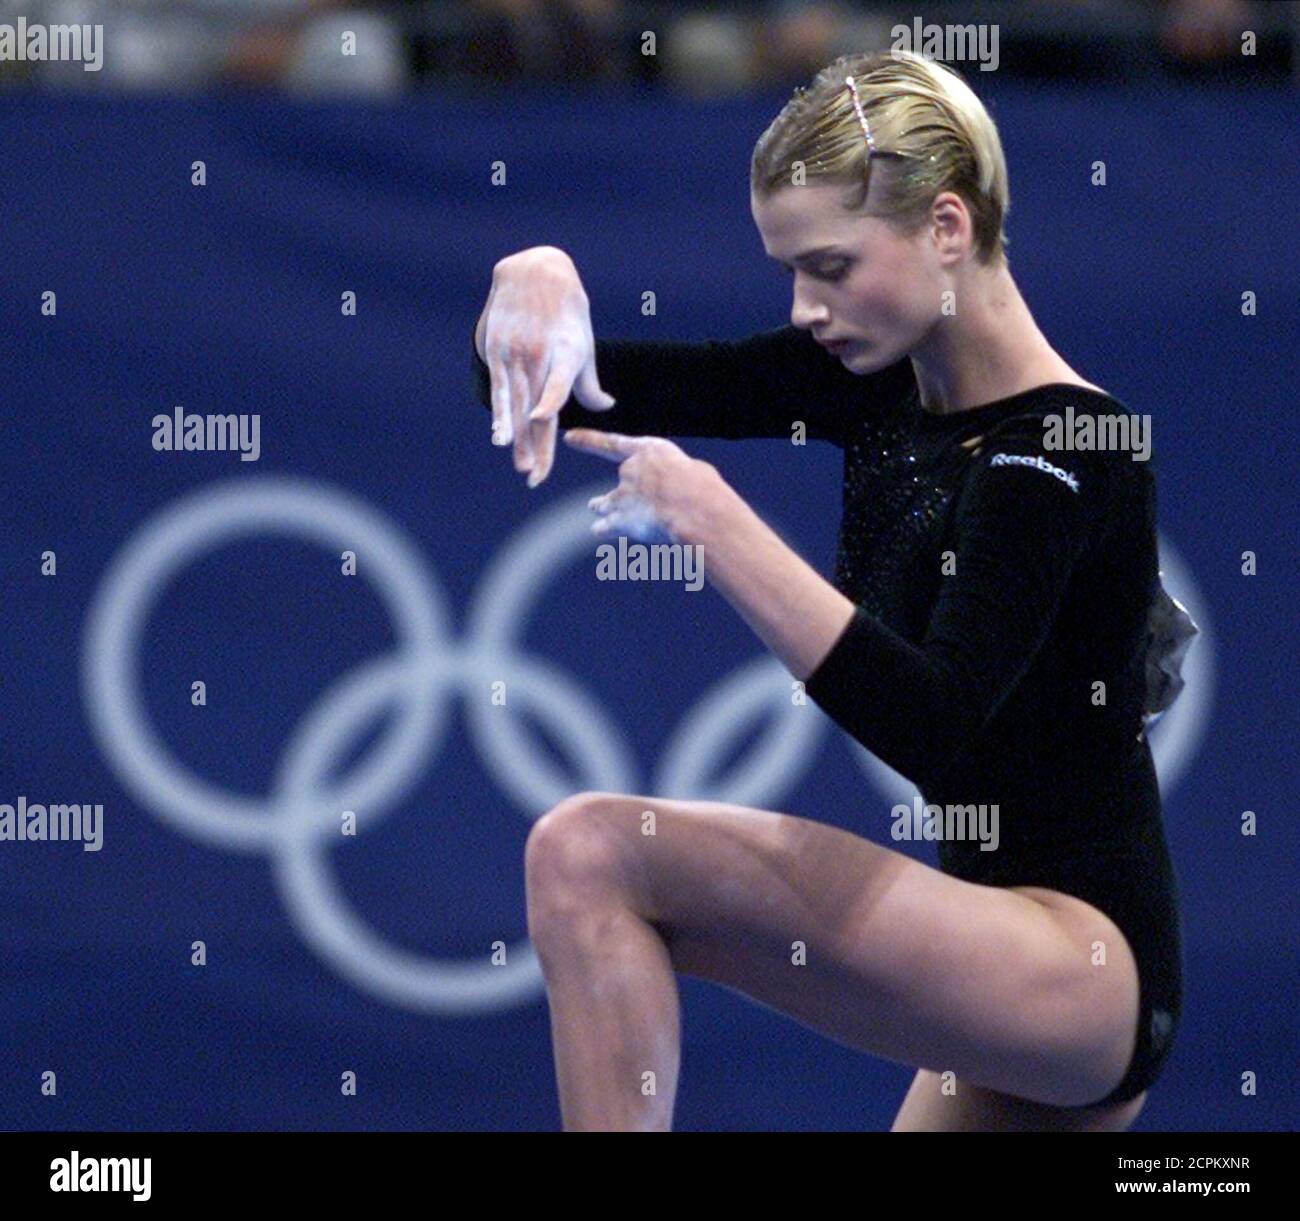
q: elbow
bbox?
[876,672,990,789]
[912,679,995,786]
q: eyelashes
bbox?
[782,264,849,283]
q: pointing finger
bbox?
[561,429,645,461]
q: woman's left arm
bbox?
[567,414,1120,789]
[565,426,859,679]
[677,474,860,682]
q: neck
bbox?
[909,262,1063,415]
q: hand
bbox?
[563,429,726,546]
[476,247,616,488]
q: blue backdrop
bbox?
[1,77,1296,1131]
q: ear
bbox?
[929,192,972,263]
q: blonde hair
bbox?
[751,50,1011,266]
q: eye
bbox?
[782,262,849,282]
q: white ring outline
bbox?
[81,479,655,1011]
[82,479,1211,1013]
[81,477,449,851]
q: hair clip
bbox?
[844,76,877,155]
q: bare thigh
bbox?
[891,1069,1147,1131]
[525,792,1143,1110]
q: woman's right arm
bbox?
[473,246,910,485]
[474,324,889,441]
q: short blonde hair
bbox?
[751,50,1011,265]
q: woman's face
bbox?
[751,181,952,372]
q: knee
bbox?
[523,794,641,961]
[524,792,631,908]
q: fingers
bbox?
[570,358,617,412]
[527,412,557,487]
[561,429,642,460]
[525,353,604,487]
[523,356,571,486]
[522,349,561,486]
[587,486,624,514]
[590,501,663,541]
[528,355,578,425]
[586,487,663,541]
[506,355,536,474]
[487,345,564,486]
[488,349,513,448]
[590,512,623,536]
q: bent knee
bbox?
[524,792,636,896]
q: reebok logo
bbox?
[989,452,1080,493]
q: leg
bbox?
[525,805,684,1131]
[891,1069,1147,1131]
[523,791,1143,1131]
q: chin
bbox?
[839,342,886,372]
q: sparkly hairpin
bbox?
[844,75,877,155]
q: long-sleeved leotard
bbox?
[472,324,1183,1106]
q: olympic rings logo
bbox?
[80,476,1214,1014]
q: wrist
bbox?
[679,462,740,549]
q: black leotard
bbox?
[472,324,1183,1106]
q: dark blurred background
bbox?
[0,0,1294,95]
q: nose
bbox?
[789,275,828,331]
